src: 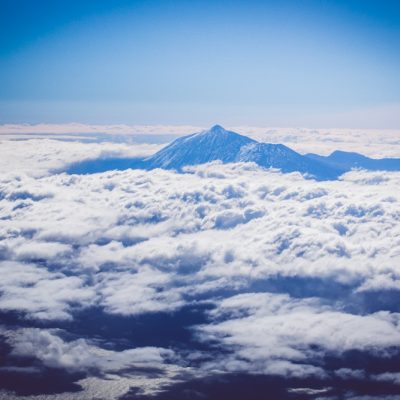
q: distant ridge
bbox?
[306,150,400,172]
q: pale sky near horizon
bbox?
[1,0,400,128]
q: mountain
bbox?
[306,150,400,172]
[67,125,400,180]
[145,125,343,180]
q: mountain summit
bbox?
[207,124,228,133]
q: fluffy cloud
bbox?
[195,292,400,376]
[97,267,184,315]
[0,261,95,320]
[8,328,175,373]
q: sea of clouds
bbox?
[0,130,400,399]
[1,123,400,157]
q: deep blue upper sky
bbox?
[0,0,399,127]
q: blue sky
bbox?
[0,0,399,127]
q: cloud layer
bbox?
[1,124,399,157]
[0,137,400,398]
